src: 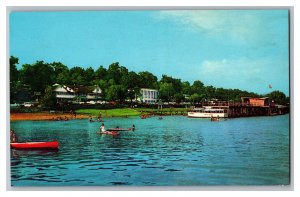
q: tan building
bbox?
[241,97,270,106]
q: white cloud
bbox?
[156,10,286,46]
[197,57,281,92]
[201,58,264,77]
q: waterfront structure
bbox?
[188,97,289,118]
[241,97,270,106]
[188,107,228,118]
[53,84,75,100]
[53,84,102,103]
[139,88,159,104]
[72,85,102,102]
[87,86,102,100]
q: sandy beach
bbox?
[10,112,90,121]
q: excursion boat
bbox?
[10,141,59,149]
[188,107,228,118]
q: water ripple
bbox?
[10,115,290,186]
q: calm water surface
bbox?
[10,115,290,186]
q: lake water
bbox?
[10,114,290,186]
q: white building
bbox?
[139,88,159,104]
[53,84,75,100]
[53,84,102,102]
[86,86,102,100]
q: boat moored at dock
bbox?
[188,107,228,118]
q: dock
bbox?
[139,97,289,118]
[198,100,289,118]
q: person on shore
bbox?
[70,109,74,119]
[10,130,18,143]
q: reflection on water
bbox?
[10,115,290,186]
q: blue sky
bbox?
[10,10,289,95]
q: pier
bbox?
[139,97,289,118]
[198,98,289,118]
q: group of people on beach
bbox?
[52,116,69,121]
[49,110,78,121]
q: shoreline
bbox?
[10,112,91,121]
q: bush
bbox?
[10,106,42,113]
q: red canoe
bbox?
[10,141,59,149]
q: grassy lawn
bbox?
[76,107,188,117]
[75,108,141,117]
[136,108,188,112]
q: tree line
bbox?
[9,56,290,106]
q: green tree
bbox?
[139,71,158,89]
[173,93,185,103]
[51,62,69,77]
[84,67,95,85]
[106,85,127,102]
[122,71,141,102]
[266,91,288,105]
[40,86,56,108]
[181,81,191,95]
[69,66,85,85]
[94,65,107,81]
[51,62,70,85]
[121,71,140,89]
[10,56,19,83]
[107,62,122,84]
[160,75,182,93]
[191,80,204,94]
[159,82,175,102]
[19,61,55,94]
[204,85,216,100]
[190,93,205,104]
[10,56,20,103]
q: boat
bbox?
[97,131,120,136]
[10,141,59,149]
[188,107,228,118]
[106,128,129,131]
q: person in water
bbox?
[89,116,94,122]
[10,130,18,143]
[131,124,135,131]
[100,123,106,132]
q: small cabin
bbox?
[241,97,270,106]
